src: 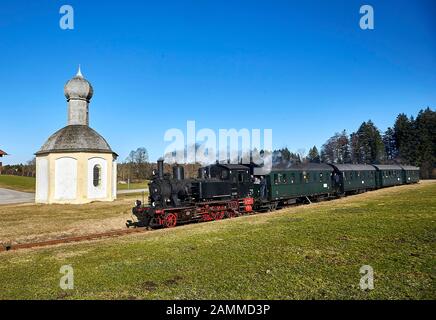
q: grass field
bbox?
[117,180,149,190]
[0,175,148,193]
[0,181,434,299]
[0,175,36,192]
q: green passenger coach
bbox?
[253,163,334,210]
[250,162,420,211]
[329,164,377,194]
[399,165,420,184]
[372,164,403,188]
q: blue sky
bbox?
[1,0,435,165]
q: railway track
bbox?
[0,227,148,252]
[0,199,321,252]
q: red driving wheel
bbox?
[226,210,237,218]
[212,211,225,220]
[164,213,177,228]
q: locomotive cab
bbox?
[196,164,253,200]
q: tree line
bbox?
[0,159,36,177]
[118,147,201,182]
[275,107,435,178]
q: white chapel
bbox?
[35,67,117,204]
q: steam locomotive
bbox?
[127,159,255,228]
[127,160,420,229]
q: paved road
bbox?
[0,188,35,205]
[117,188,148,195]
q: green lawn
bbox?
[0,175,148,192]
[117,181,149,190]
[0,175,35,192]
[0,181,434,299]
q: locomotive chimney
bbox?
[173,165,184,180]
[157,159,164,179]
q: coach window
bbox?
[282,174,287,183]
[291,173,295,184]
[319,172,323,182]
[274,174,278,184]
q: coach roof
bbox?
[329,164,376,171]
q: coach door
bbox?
[332,171,342,193]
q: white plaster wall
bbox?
[87,157,107,199]
[36,157,49,202]
[55,157,77,200]
[112,160,117,198]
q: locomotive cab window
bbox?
[221,170,229,180]
[238,172,244,183]
[93,164,102,187]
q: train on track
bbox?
[127,159,419,229]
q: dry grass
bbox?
[0,192,146,245]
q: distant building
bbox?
[0,149,7,174]
[35,67,118,204]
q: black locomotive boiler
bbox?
[128,160,254,228]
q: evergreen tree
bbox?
[383,127,398,161]
[281,147,291,161]
[394,113,416,164]
[350,121,385,164]
[414,107,436,178]
[308,146,320,163]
